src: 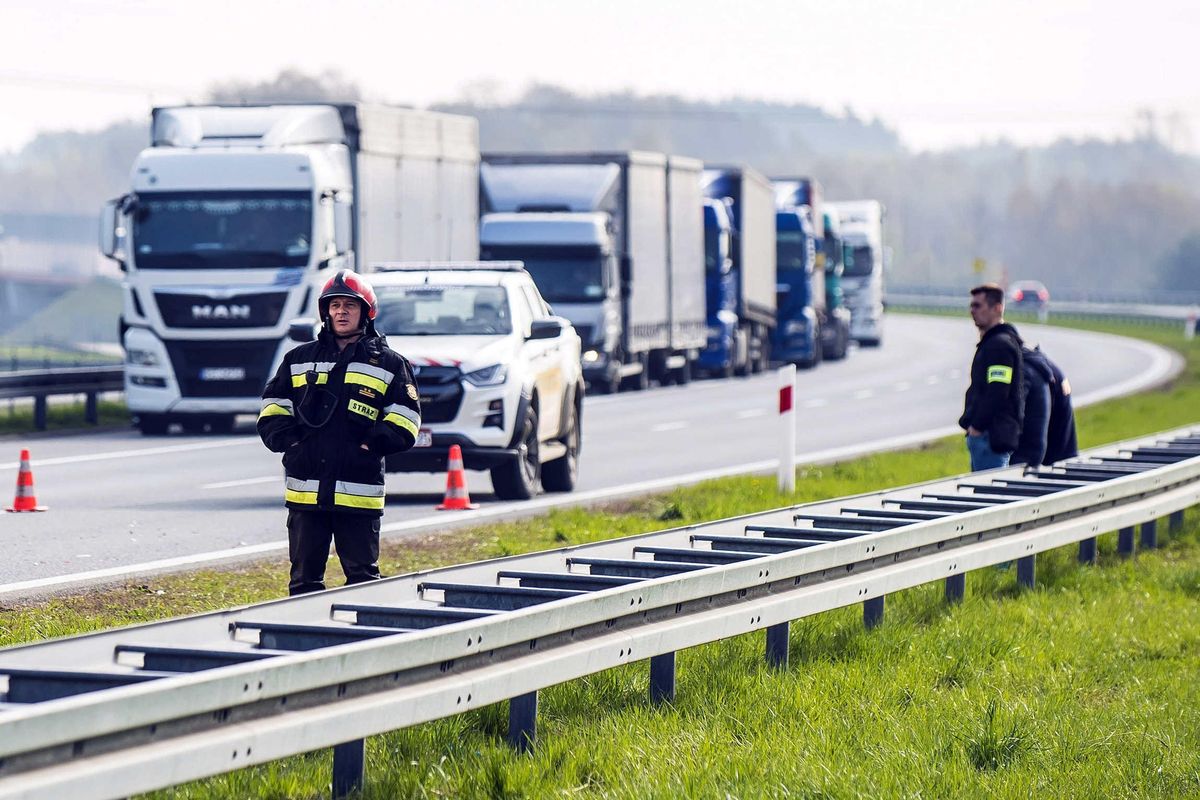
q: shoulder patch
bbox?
[359,387,377,399]
[987,365,1014,384]
[406,383,419,401]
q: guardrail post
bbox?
[1169,510,1185,534]
[1141,519,1158,550]
[1079,537,1097,565]
[863,596,885,629]
[1117,527,1135,557]
[85,392,98,425]
[649,652,676,704]
[508,691,538,753]
[944,573,965,604]
[34,396,47,431]
[765,622,789,669]
[331,739,364,799]
[1017,555,1035,589]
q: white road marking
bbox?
[0,438,259,471]
[894,381,912,391]
[651,421,688,433]
[925,375,941,385]
[203,476,280,490]
[802,398,828,408]
[736,409,768,419]
[853,389,874,400]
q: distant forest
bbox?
[3,68,1198,296]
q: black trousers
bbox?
[286,509,382,595]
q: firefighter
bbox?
[959,283,1024,471]
[258,270,421,595]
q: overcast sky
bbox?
[2,0,1198,155]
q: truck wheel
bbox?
[491,407,541,501]
[137,414,170,436]
[672,359,692,386]
[542,400,580,493]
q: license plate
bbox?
[415,430,432,448]
[199,367,245,381]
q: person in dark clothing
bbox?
[959,284,1024,471]
[1012,346,1054,467]
[258,270,421,595]
[1043,355,1079,464]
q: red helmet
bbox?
[318,269,377,321]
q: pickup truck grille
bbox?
[412,365,463,424]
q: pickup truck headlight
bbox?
[126,348,159,367]
[463,363,508,387]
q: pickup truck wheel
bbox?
[491,407,541,501]
[542,403,580,493]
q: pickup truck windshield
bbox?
[843,245,876,277]
[132,191,312,269]
[775,231,812,273]
[375,285,513,336]
[481,245,604,304]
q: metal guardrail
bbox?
[0,366,123,429]
[888,292,1200,330]
[0,425,1198,799]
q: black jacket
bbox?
[258,326,421,516]
[1013,346,1054,466]
[959,322,1024,453]
[1044,356,1078,464]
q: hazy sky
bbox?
[3,0,1198,154]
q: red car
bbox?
[1008,280,1050,310]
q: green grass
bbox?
[2,314,1200,798]
[0,398,127,436]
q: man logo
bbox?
[191,304,251,321]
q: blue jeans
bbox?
[967,431,1011,472]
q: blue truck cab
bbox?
[698,199,740,376]
[773,207,824,368]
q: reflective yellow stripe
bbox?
[285,489,319,505]
[348,399,379,420]
[258,403,293,419]
[987,365,1013,384]
[384,413,419,437]
[345,371,388,393]
[291,372,329,387]
[334,492,385,510]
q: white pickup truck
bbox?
[363,262,584,500]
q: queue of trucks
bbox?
[100,102,888,438]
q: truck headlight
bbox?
[463,364,508,387]
[126,348,159,366]
[582,349,606,365]
[784,319,809,335]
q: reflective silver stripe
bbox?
[286,478,321,492]
[383,403,420,426]
[334,481,385,497]
[346,362,395,384]
[261,397,294,411]
[289,361,336,376]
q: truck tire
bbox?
[672,358,692,386]
[137,414,170,436]
[491,407,541,501]
[542,398,580,493]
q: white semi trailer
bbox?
[826,200,886,347]
[100,104,479,434]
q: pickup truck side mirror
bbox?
[528,318,564,341]
[288,318,319,343]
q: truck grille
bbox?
[155,291,290,329]
[165,339,279,398]
[411,365,463,424]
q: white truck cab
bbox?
[364,262,584,500]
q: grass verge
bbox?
[0,399,127,437]
[1,315,1198,798]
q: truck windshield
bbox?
[375,285,512,336]
[481,245,604,304]
[775,231,811,273]
[132,191,312,269]
[704,226,723,275]
[843,245,876,277]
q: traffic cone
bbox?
[7,449,47,513]
[437,444,477,510]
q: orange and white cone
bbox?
[437,444,477,510]
[7,449,47,512]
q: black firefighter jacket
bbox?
[258,327,421,516]
[958,322,1024,454]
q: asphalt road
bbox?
[0,315,1180,596]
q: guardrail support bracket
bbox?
[944,573,965,604]
[1079,537,1097,565]
[34,396,47,431]
[766,622,789,669]
[1017,555,1035,589]
[1169,510,1185,534]
[85,392,99,425]
[1141,519,1158,550]
[863,596,885,629]
[332,739,365,799]
[508,691,538,753]
[1118,527,1135,557]
[650,652,676,704]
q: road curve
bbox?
[0,315,1181,597]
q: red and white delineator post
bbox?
[778,364,797,493]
